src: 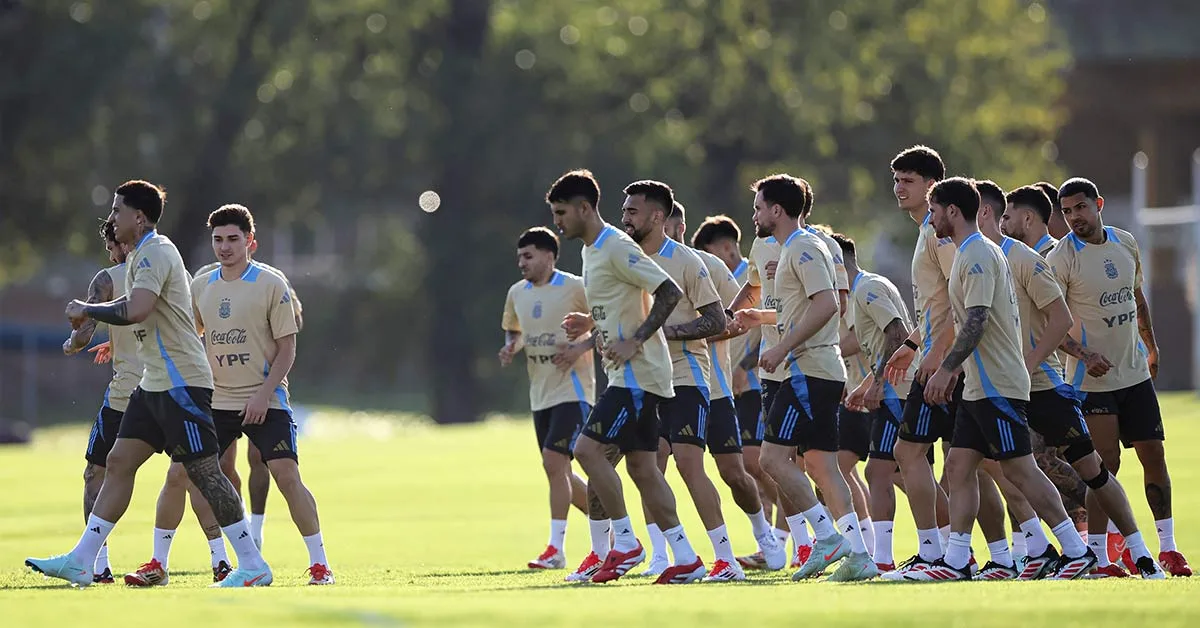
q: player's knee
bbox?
[1062,440,1095,466]
[1081,465,1111,490]
[267,460,303,490]
[714,457,747,487]
[165,462,191,490]
[247,442,265,467]
[1133,441,1166,466]
[541,450,569,475]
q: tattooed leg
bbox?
[1133,441,1171,520]
[183,455,246,526]
[83,464,106,520]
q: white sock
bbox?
[1012,532,1027,560]
[987,538,1013,568]
[222,520,266,571]
[1079,527,1088,545]
[549,519,568,551]
[1155,518,1176,552]
[1107,519,1120,535]
[663,524,698,564]
[747,509,772,539]
[1126,531,1153,562]
[250,513,265,548]
[873,521,894,565]
[208,537,229,568]
[611,516,638,552]
[69,515,115,567]
[303,532,328,566]
[1019,518,1050,557]
[774,526,792,546]
[939,525,951,551]
[836,513,867,554]
[94,543,110,574]
[1089,534,1110,567]
[860,518,875,556]
[917,528,942,561]
[152,528,175,570]
[786,514,812,551]
[646,523,668,559]
[708,525,735,563]
[802,504,836,541]
[589,518,611,559]
[945,532,972,570]
[1051,519,1087,559]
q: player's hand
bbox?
[552,340,589,372]
[885,344,916,386]
[759,346,787,374]
[864,380,885,411]
[604,338,640,364]
[923,366,957,406]
[845,378,870,412]
[765,260,778,281]
[498,343,517,367]
[1147,346,1160,380]
[1080,349,1114,378]
[734,309,763,329]
[65,299,88,329]
[732,366,750,396]
[89,341,113,364]
[63,333,86,356]
[562,312,594,341]
[241,392,270,425]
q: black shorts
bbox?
[117,386,219,463]
[735,391,764,447]
[212,408,299,462]
[763,374,843,453]
[660,386,711,450]
[707,397,742,455]
[533,402,589,457]
[898,378,963,444]
[581,386,664,454]
[951,397,1033,461]
[1028,387,1093,451]
[1078,379,1165,448]
[869,398,906,462]
[838,405,871,461]
[85,406,124,467]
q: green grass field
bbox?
[2,394,1200,626]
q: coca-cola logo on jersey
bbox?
[209,328,248,345]
[1098,287,1133,307]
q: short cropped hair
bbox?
[624,180,674,216]
[890,145,946,181]
[929,177,981,220]
[1006,185,1053,224]
[751,174,807,219]
[974,180,1006,213]
[115,180,166,223]
[1058,177,1100,202]
[207,204,256,234]
[546,169,600,208]
[691,215,741,250]
[517,226,560,258]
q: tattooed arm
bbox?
[71,288,157,326]
[663,302,728,341]
[1059,333,1114,378]
[874,319,910,380]
[64,269,114,354]
[632,280,683,343]
[1135,287,1160,379]
[940,306,989,371]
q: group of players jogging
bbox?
[25,181,332,587]
[501,145,1192,584]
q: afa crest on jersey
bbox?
[219,298,232,319]
[532,301,543,319]
[1104,259,1118,279]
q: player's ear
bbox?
[1095,196,1104,211]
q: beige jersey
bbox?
[727,258,762,392]
[912,212,957,364]
[192,263,299,411]
[102,263,143,412]
[126,231,213,392]
[999,237,1067,392]
[747,236,788,383]
[197,260,302,320]
[694,247,741,400]
[805,225,850,291]
[850,271,915,399]
[1048,227,1150,392]
[651,239,719,395]
[840,304,872,393]
[582,225,675,398]
[501,270,597,411]
[774,229,845,382]
[949,233,1030,401]
[1033,234,1057,258]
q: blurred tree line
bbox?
[0,0,1068,423]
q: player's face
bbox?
[893,170,932,212]
[211,225,252,266]
[929,199,954,239]
[1000,205,1030,241]
[550,201,585,239]
[702,237,742,271]
[621,194,660,244]
[104,238,125,265]
[1059,192,1103,240]
[751,190,778,238]
[516,245,554,281]
[107,196,140,245]
[1047,206,1070,239]
[665,217,685,243]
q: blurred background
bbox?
[2,0,1199,438]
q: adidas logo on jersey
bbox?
[968,263,984,275]
[172,445,187,456]
[798,252,814,264]
[725,437,738,448]
[138,257,151,269]
[679,424,695,437]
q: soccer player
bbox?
[500,226,596,570]
[1034,181,1070,240]
[911,177,1097,581]
[1048,177,1191,577]
[27,180,271,588]
[741,174,875,582]
[61,220,141,584]
[660,203,787,577]
[977,184,1165,579]
[838,233,915,573]
[547,170,704,585]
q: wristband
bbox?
[903,339,918,352]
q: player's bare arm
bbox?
[663,301,727,341]
[925,305,988,405]
[760,288,837,373]
[561,311,595,341]
[552,333,596,371]
[839,325,861,358]
[1058,333,1114,378]
[1134,286,1160,379]
[605,279,682,363]
[736,327,762,372]
[729,280,759,311]
[1026,297,1072,374]
[499,330,523,366]
[883,325,922,385]
[64,269,114,355]
[245,333,296,425]
[69,288,157,327]
[868,318,909,409]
